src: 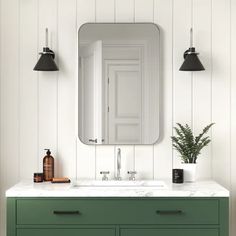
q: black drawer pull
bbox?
[53,210,80,215]
[156,210,183,215]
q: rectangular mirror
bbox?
[78,23,160,145]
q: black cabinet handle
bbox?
[156,210,183,215]
[53,210,80,215]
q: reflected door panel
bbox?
[80,41,103,144]
[108,63,141,144]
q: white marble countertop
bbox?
[5,179,229,197]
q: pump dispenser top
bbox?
[45,149,51,155]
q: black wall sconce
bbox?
[179,28,205,71]
[33,28,59,71]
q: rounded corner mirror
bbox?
[78,23,160,145]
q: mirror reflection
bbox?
[78,23,160,145]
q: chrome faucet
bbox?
[116,148,122,180]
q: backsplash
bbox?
[1,0,236,235]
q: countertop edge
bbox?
[5,179,230,198]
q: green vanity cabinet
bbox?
[7,197,229,236]
[120,229,219,236]
[17,229,115,236]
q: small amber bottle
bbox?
[43,149,54,181]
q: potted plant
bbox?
[171,123,214,182]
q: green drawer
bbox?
[120,229,218,236]
[16,198,219,225]
[17,229,115,236]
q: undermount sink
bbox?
[72,180,167,189]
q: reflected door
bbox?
[80,41,103,144]
[107,62,142,144]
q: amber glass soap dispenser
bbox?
[43,149,54,181]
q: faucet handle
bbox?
[127,171,137,181]
[100,171,110,181]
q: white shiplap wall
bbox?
[0,0,235,235]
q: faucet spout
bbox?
[116,148,122,180]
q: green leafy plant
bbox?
[171,123,214,163]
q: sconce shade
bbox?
[34,47,59,71]
[179,47,205,71]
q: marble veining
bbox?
[6,180,229,197]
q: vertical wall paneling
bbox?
[134,0,153,22]
[57,0,77,178]
[134,146,153,179]
[96,0,115,22]
[172,0,192,168]
[19,0,38,179]
[76,0,96,180]
[38,0,58,172]
[231,0,236,233]
[192,0,212,179]
[0,0,20,186]
[0,0,20,235]
[211,0,231,188]
[0,3,2,234]
[114,0,135,179]
[153,0,173,179]
[95,0,116,179]
[115,0,134,22]
[134,0,154,179]
[96,146,115,180]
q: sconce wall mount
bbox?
[33,28,59,71]
[179,28,205,71]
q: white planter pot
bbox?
[182,163,197,182]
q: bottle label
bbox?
[43,163,54,181]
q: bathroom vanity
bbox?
[6,180,229,236]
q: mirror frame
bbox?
[78,22,161,145]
